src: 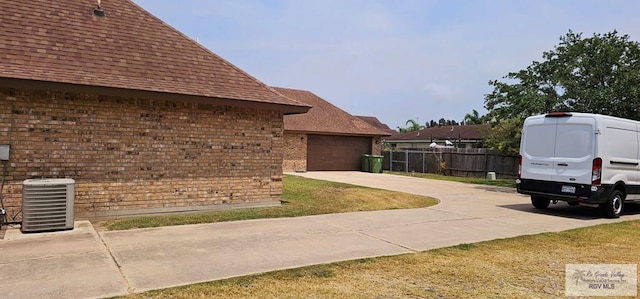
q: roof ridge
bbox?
[268,86,309,106]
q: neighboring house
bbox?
[274,88,391,171]
[386,125,490,149]
[0,0,310,220]
[355,116,398,137]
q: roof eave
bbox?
[284,129,390,137]
[0,77,312,114]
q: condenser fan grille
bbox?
[22,179,75,233]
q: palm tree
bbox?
[404,119,424,132]
[463,109,483,125]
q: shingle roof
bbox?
[274,87,391,136]
[387,125,490,141]
[355,116,398,136]
[0,0,308,112]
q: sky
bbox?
[132,0,640,130]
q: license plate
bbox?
[561,185,576,193]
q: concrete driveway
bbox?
[1,171,639,298]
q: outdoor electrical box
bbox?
[0,145,9,161]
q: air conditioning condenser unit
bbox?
[21,178,75,233]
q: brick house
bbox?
[0,0,310,220]
[274,87,390,171]
[386,125,490,149]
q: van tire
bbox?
[531,196,550,209]
[600,190,624,218]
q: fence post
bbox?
[422,151,425,173]
[484,151,489,174]
[446,150,451,176]
[389,148,393,171]
[405,150,409,173]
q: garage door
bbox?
[307,135,372,171]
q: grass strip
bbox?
[101,175,437,230]
[387,171,516,188]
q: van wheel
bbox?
[531,196,550,209]
[600,190,624,218]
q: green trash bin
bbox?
[361,154,371,172]
[369,155,383,173]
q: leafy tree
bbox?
[485,30,640,121]
[449,120,459,126]
[424,119,457,127]
[483,29,640,153]
[483,118,522,154]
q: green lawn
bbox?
[100,175,437,230]
[387,171,517,188]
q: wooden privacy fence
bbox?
[383,148,519,179]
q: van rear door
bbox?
[521,114,596,185]
[551,115,596,185]
[520,116,557,182]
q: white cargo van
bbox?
[516,112,640,218]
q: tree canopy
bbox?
[484,30,640,122]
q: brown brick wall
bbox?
[372,137,382,155]
[0,87,284,219]
[282,133,307,172]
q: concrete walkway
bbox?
[1,172,639,298]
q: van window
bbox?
[523,124,556,157]
[555,124,593,158]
